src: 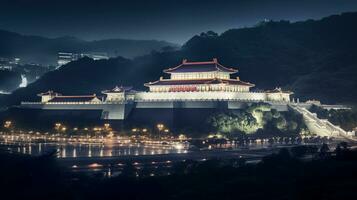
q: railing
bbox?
[139,91,269,94]
[22,99,291,105]
[134,99,290,104]
[21,101,130,105]
[289,104,352,138]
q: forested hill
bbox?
[0,30,178,65]
[1,12,357,107]
[180,12,357,103]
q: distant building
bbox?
[0,57,21,71]
[305,99,321,105]
[82,53,109,61]
[38,91,101,103]
[57,52,74,67]
[0,65,13,71]
[57,52,109,68]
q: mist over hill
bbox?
[0,70,21,92]
[1,12,357,107]
[0,30,178,65]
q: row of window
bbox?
[171,72,230,80]
[150,85,249,92]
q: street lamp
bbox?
[178,134,187,140]
[104,123,110,129]
[156,124,165,139]
[4,121,12,128]
[157,124,164,131]
[54,123,62,131]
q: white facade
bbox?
[29,60,293,109]
[104,92,135,102]
[148,84,251,93]
[145,59,255,93]
[266,92,291,102]
[135,91,268,101]
[171,72,230,80]
[105,93,126,102]
[38,91,60,103]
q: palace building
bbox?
[144,58,254,93]
[20,59,294,122]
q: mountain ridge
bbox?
[0,29,179,65]
[1,11,357,107]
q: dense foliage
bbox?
[207,103,307,136]
[0,70,21,92]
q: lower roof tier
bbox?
[144,78,254,87]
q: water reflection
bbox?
[2,141,189,158]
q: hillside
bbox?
[0,30,178,65]
[1,12,357,107]
[0,70,21,92]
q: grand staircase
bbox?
[289,104,355,140]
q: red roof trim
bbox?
[144,78,254,87]
[52,95,96,98]
[182,61,215,65]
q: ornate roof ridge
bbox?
[163,58,238,73]
[102,85,133,93]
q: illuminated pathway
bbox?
[289,104,355,140]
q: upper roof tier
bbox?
[163,58,238,74]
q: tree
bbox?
[200,31,218,38]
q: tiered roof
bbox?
[48,95,99,102]
[145,78,254,87]
[163,58,238,74]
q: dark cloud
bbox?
[1,0,357,43]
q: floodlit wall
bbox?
[135,91,267,101]
[20,102,132,120]
[266,93,291,102]
[21,91,292,120]
[105,93,125,101]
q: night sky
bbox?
[1,0,357,44]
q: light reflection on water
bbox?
[2,142,188,158]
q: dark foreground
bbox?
[1,144,357,200]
